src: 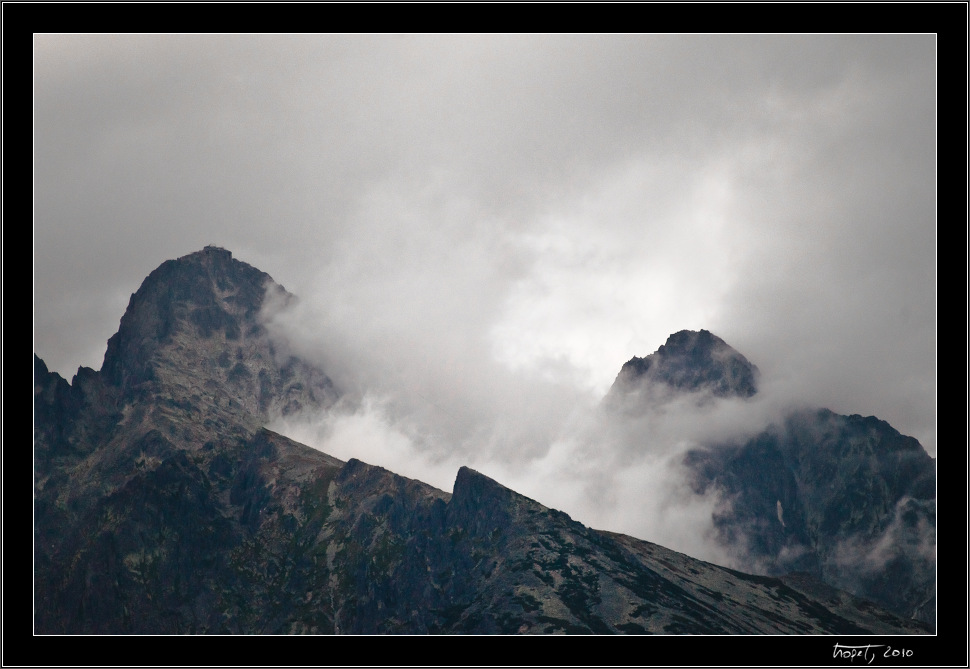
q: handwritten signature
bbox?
[833,644,914,664]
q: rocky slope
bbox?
[684,409,936,627]
[605,330,936,627]
[33,248,932,634]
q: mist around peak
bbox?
[262,286,834,568]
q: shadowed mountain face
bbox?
[604,329,936,628]
[100,245,336,421]
[33,248,931,634]
[684,409,936,628]
[606,329,759,408]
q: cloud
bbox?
[266,270,810,565]
[830,496,937,579]
[35,35,936,557]
[272,394,461,493]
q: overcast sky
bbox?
[34,35,936,562]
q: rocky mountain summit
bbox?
[101,244,336,422]
[604,329,936,628]
[35,247,336,533]
[606,329,760,408]
[33,248,932,635]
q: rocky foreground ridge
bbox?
[33,247,933,634]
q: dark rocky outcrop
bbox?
[684,408,936,627]
[606,329,759,408]
[99,245,336,418]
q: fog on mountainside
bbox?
[263,297,935,583]
[262,299,935,625]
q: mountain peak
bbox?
[201,243,232,258]
[101,247,271,386]
[98,247,335,433]
[607,329,759,403]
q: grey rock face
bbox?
[685,409,936,627]
[606,329,759,407]
[101,245,336,423]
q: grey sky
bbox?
[34,35,936,558]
